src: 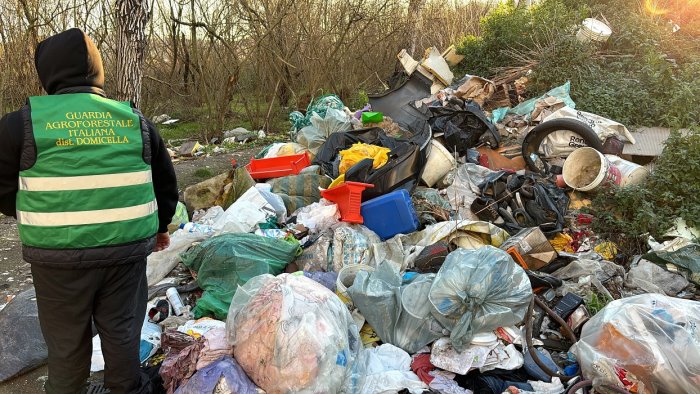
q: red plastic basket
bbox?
[245,152,311,179]
[320,182,374,224]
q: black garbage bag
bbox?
[314,126,430,200]
[0,288,48,382]
[428,100,500,154]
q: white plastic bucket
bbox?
[421,139,456,187]
[605,155,650,187]
[576,18,612,43]
[562,147,622,191]
[336,264,375,307]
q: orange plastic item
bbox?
[245,152,311,179]
[506,247,529,270]
[320,182,374,224]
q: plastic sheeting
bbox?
[444,164,497,221]
[174,356,256,394]
[428,247,532,350]
[348,261,447,354]
[180,233,299,319]
[625,259,690,296]
[571,294,700,394]
[0,288,47,383]
[348,344,427,394]
[643,243,700,286]
[370,220,509,272]
[226,274,359,394]
[551,258,625,300]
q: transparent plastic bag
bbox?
[226,274,359,394]
[295,232,333,272]
[296,199,340,235]
[571,294,700,394]
[297,108,352,155]
[348,261,446,353]
[428,247,532,351]
[347,344,427,394]
[331,223,381,272]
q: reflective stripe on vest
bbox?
[19,170,152,191]
[17,94,159,249]
[17,200,157,226]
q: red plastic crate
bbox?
[320,182,374,224]
[245,152,311,179]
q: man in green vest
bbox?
[0,29,178,393]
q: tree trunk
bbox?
[407,0,426,57]
[115,0,150,106]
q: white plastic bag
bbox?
[226,274,359,393]
[296,199,340,234]
[212,187,275,234]
[348,344,427,394]
[297,108,352,155]
[146,230,208,286]
[428,247,532,350]
[540,107,636,158]
[571,294,700,394]
[444,164,496,221]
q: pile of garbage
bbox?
[3,45,700,394]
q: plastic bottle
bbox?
[179,222,214,235]
[166,287,185,316]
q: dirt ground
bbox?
[0,146,259,393]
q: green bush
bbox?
[590,129,700,244]
[455,0,700,128]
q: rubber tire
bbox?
[521,118,604,172]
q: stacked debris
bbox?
[3,45,699,394]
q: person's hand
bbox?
[154,232,170,252]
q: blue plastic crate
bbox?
[361,189,419,240]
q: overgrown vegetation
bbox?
[590,129,700,245]
[456,0,700,128]
[1,0,493,142]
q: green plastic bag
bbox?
[289,94,345,133]
[181,233,300,319]
[170,202,189,227]
[361,111,384,124]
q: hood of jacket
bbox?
[34,28,105,95]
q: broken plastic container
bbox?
[361,111,384,124]
[320,182,375,224]
[360,189,419,240]
[245,152,311,179]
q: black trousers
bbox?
[31,260,151,394]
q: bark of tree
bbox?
[407,0,426,57]
[115,0,150,106]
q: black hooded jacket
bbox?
[0,28,178,268]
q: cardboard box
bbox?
[500,227,557,271]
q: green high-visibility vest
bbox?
[16,93,158,249]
